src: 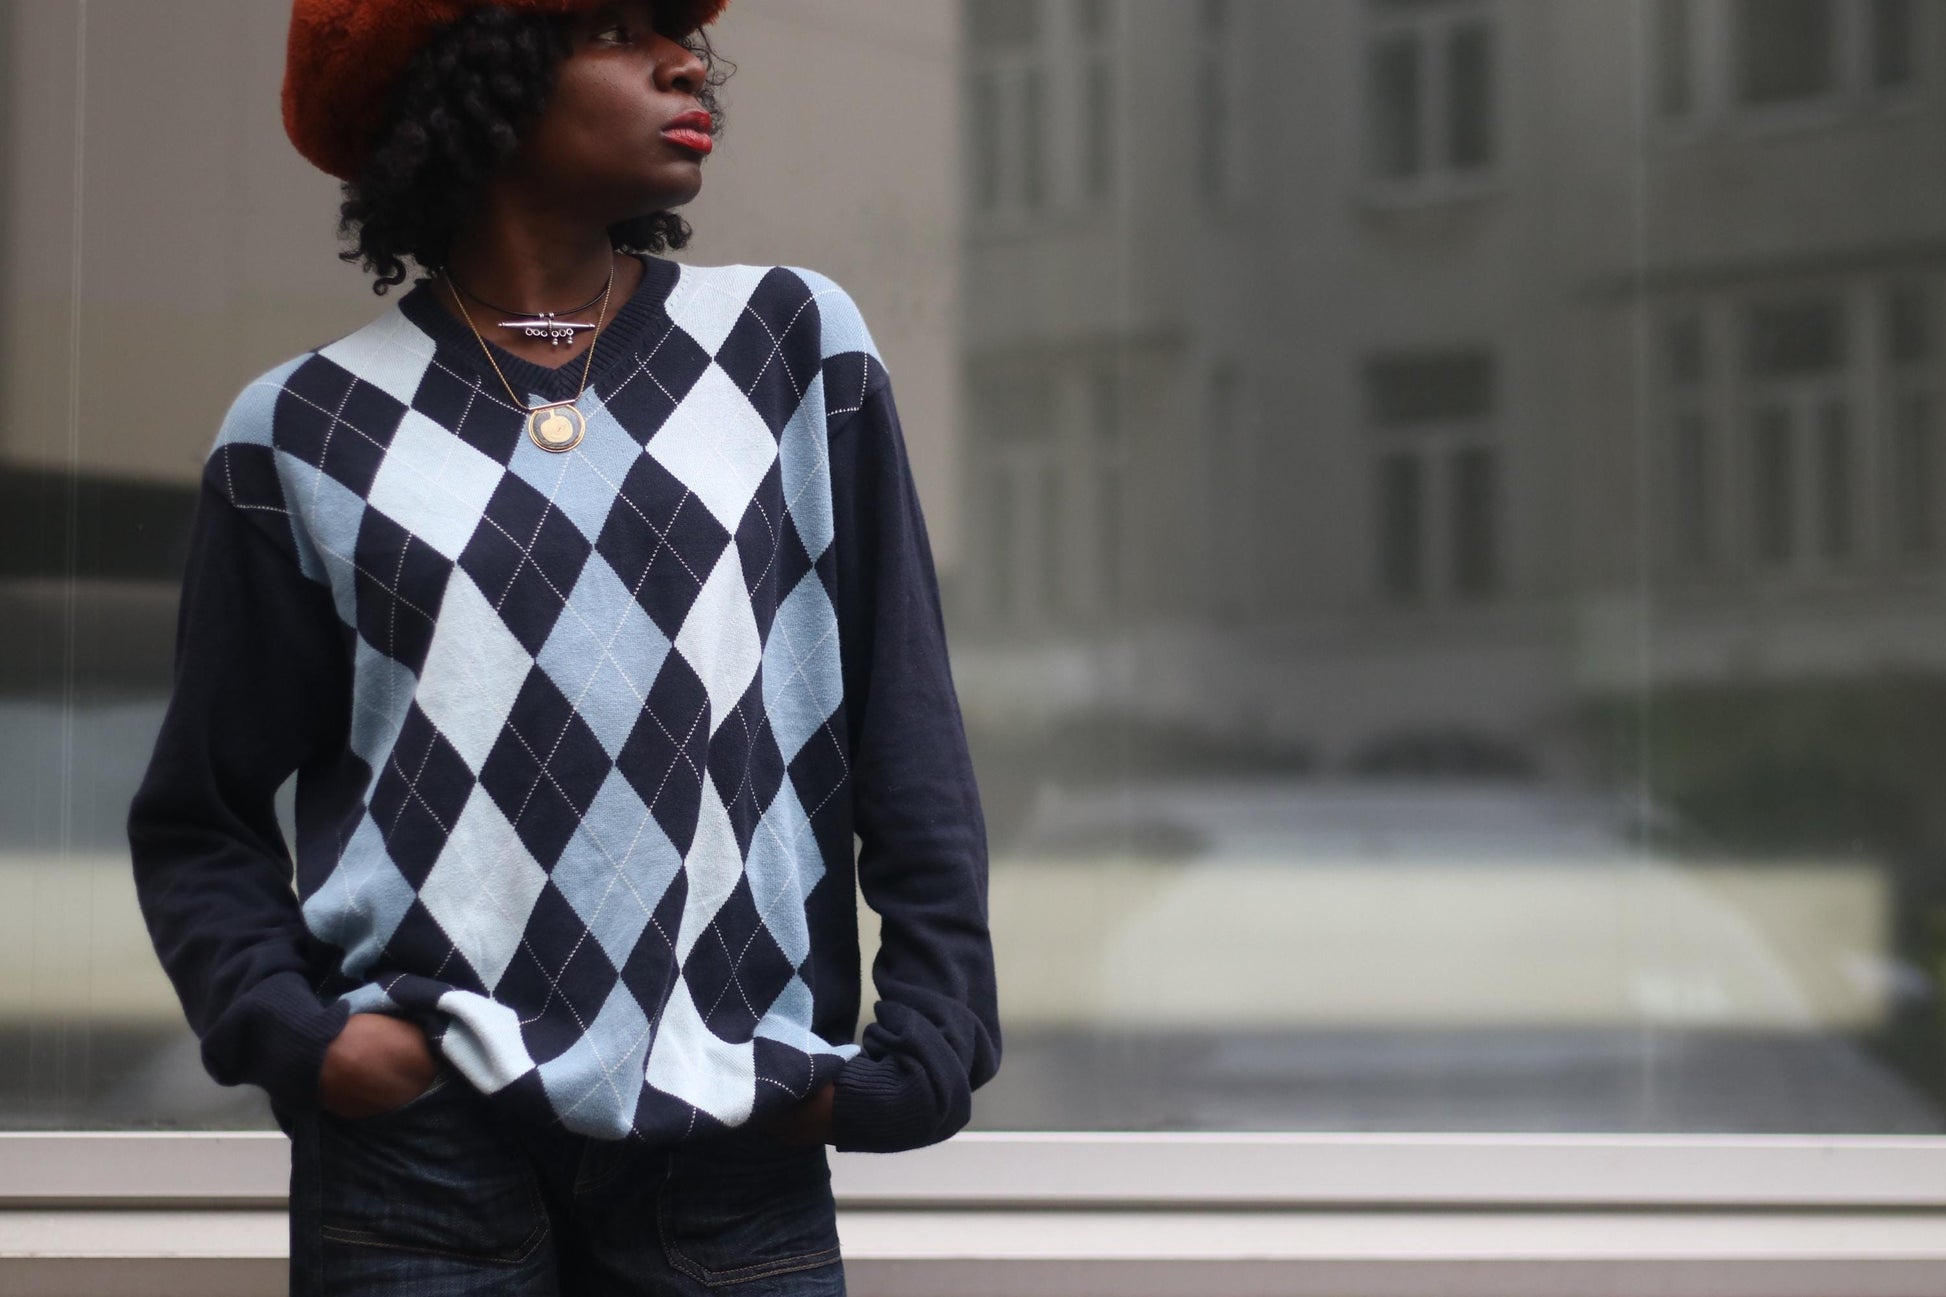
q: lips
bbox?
[661,108,714,154]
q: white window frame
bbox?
[1361,0,1500,207]
[7,1131,1946,1292]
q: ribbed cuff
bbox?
[827,1052,943,1154]
[218,972,352,1115]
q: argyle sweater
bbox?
[125,254,1001,1153]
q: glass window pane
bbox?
[1447,21,1493,169]
[1894,393,1936,558]
[1022,66,1046,208]
[1818,401,1852,562]
[1377,452,1426,599]
[1667,314,1706,386]
[970,0,1041,48]
[1734,0,1839,105]
[1872,0,1917,90]
[1887,287,1930,365]
[1753,407,1797,564]
[1656,0,1695,116]
[1451,445,1497,597]
[1369,33,1423,179]
[1086,57,1114,199]
[1672,411,1712,569]
[1745,299,1846,376]
[1366,351,1496,425]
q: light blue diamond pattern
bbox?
[777,372,833,561]
[348,634,417,777]
[742,778,818,966]
[521,390,647,544]
[555,770,683,968]
[537,981,652,1140]
[301,812,416,980]
[537,554,673,758]
[761,568,842,764]
[212,354,307,453]
[274,446,372,621]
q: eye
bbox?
[588,9,634,45]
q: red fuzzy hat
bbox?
[284,0,730,182]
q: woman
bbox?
[125,2,1003,1292]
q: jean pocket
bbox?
[316,1067,549,1266]
[656,1139,842,1287]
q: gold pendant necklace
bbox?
[442,255,616,454]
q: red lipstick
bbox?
[661,109,713,155]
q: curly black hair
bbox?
[338,7,732,293]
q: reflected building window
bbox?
[1206,360,1256,619]
[1887,286,1938,563]
[1743,296,1850,573]
[966,0,1123,222]
[1664,313,1714,572]
[1364,0,1496,194]
[966,0,1046,220]
[1662,280,1942,581]
[1198,0,1246,209]
[1657,0,1924,125]
[1076,0,1115,205]
[1364,348,1499,604]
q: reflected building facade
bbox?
[953,0,1946,808]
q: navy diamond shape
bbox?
[459,472,592,656]
[600,323,713,448]
[615,652,710,857]
[387,899,488,995]
[478,666,615,871]
[498,885,622,1065]
[704,672,788,863]
[274,356,406,496]
[714,269,818,436]
[681,875,796,1045]
[368,706,477,887]
[411,359,524,465]
[595,453,731,642]
[732,459,789,642]
[351,507,453,674]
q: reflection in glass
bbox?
[1734,0,1838,106]
[956,0,1946,1136]
[12,0,1946,1139]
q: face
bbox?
[501,1,714,223]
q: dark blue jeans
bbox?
[281,1060,847,1296]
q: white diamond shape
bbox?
[644,973,756,1125]
[674,771,744,963]
[646,362,778,531]
[317,309,438,407]
[665,263,770,355]
[419,790,548,992]
[673,546,762,738]
[367,409,507,560]
[415,570,532,772]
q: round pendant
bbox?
[527,403,586,453]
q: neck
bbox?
[441,189,632,313]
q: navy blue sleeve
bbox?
[825,373,1003,1153]
[126,479,353,1115]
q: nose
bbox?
[653,32,709,97]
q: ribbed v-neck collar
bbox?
[396,252,680,404]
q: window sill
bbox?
[6,1131,1946,1294]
